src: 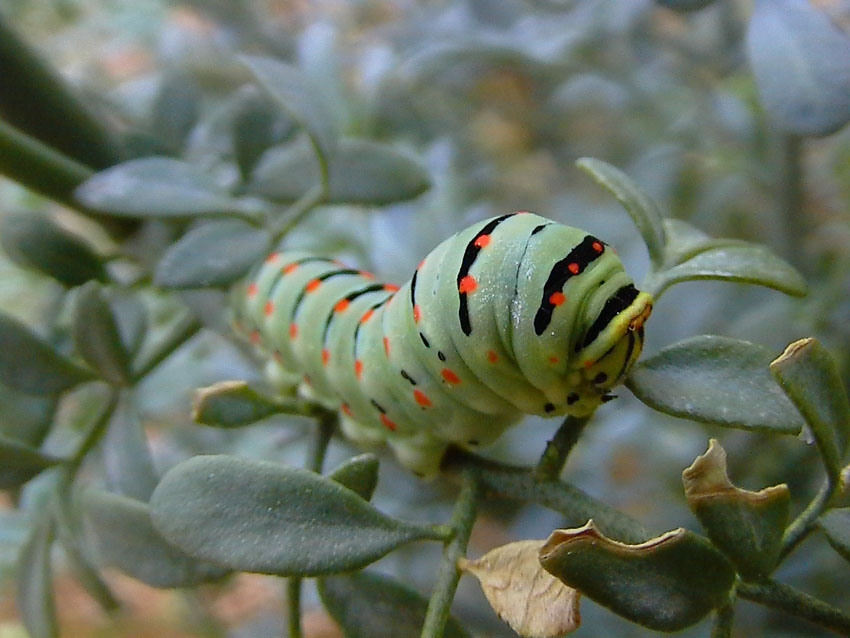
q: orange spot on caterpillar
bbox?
[359,271,375,279]
[584,359,594,368]
[413,389,432,408]
[383,337,390,357]
[266,252,281,263]
[515,210,530,215]
[283,263,299,275]
[458,275,477,294]
[549,291,566,306]
[333,259,345,267]
[264,301,274,316]
[247,283,258,297]
[354,359,363,380]
[549,356,560,364]
[321,349,330,366]
[289,323,298,339]
[306,279,321,292]
[341,403,353,417]
[380,414,397,431]
[384,284,400,292]
[335,299,350,313]
[441,368,461,384]
[486,350,499,363]
[592,241,604,253]
[568,263,580,275]
[250,330,260,344]
[413,304,421,323]
[474,234,491,248]
[417,259,425,270]
[361,309,374,323]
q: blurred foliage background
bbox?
[0,0,849,636]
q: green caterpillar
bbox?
[234,212,653,475]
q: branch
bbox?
[737,579,850,636]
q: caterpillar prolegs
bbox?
[233,212,653,476]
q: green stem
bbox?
[421,469,480,638]
[270,183,327,243]
[132,313,202,381]
[66,389,119,472]
[534,415,589,481]
[779,479,833,559]
[776,133,806,272]
[710,599,735,638]
[737,579,850,636]
[286,577,304,638]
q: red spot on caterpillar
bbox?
[306,279,321,292]
[361,309,374,323]
[380,414,397,431]
[383,337,390,356]
[283,263,299,275]
[441,368,461,384]
[549,291,566,306]
[413,305,421,323]
[486,350,499,363]
[584,359,594,368]
[384,284,400,292]
[592,241,604,253]
[359,271,375,279]
[568,263,580,275]
[333,259,345,267]
[321,349,330,366]
[264,301,274,316]
[341,403,353,417]
[335,299,350,313]
[247,283,258,297]
[266,252,281,263]
[474,234,491,248]
[289,323,298,339]
[549,356,560,364]
[515,210,530,215]
[418,259,425,270]
[355,359,363,380]
[250,330,260,344]
[413,389,432,407]
[458,275,477,294]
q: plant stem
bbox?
[737,579,850,636]
[421,468,480,638]
[776,133,806,272]
[534,415,589,481]
[270,183,327,243]
[132,313,202,381]
[779,479,833,559]
[710,599,735,638]
[286,577,303,638]
[69,389,120,468]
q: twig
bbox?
[132,313,202,381]
[737,579,850,636]
[534,415,589,481]
[780,479,833,559]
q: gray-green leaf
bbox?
[0,313,95,395]
[16,514,58,638]
[102,392,159,501]
[73,282,133,386]
[627,335,807,435]
[819,508,850,563]
[327,454,380,501]
[0,433,62,489]
[154,220,271,289]
[150,455,443,576]
[192,380,304,428]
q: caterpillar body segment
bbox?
[234,212,653,476]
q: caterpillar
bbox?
[233,212,653,476]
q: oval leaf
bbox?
[81,489,228,588]
[655,0,718,11]
[108,290,148,357]
[747,0,850,136]
[75,157,242,218]
[819,508,850,563]
[150,455,442,576]
[327,454,380,501]
[0,433,62,489]
[576,157,666,268]
[16,514,57,638]
[251,138,430,205]
[627,335,807,434]
[319,570,471,638]
[0,211,107,286]
[192,380,300,428]
[73,282,133,386]
[459,540,581,638]
[0,382,57,446]
[151,71,201,154]
[154,220,271,289]
[102,392,159,501]
[0,313,95,395]
[770,338,850,484]
[539,521,735,632]
[231,85,295,181]
[683,439,790,580]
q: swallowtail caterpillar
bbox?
[234,212,653,475]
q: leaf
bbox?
[81,489,229,588]
[250,138,431,205]
[192,380,300,428]
[683,439,790,580]
[0,433,62,489]
[0,313,95,395]
[645,242,808,299]
[108,290,148,357]
[539,522,735,632]
[660,218,742,267]
[16,514,58,638]
[150,455,443,576]
[240,55,338,166]
[154,220,271,289]
[74,157,245,219]
[0,382,57,446]
[747,0,850,136]
[73,282,133,386]
[819,508,850,563]
[102,392,159,501]
[655,0,718,11]
[319,570,472,638]
[151,71,201,154]
[627,335,807,435]
[327,454,380,501]
[231,85,296,181]
[576,157,666,268]
[0,211,107,286]
[770,338,850,485]
[459,541,581,638]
